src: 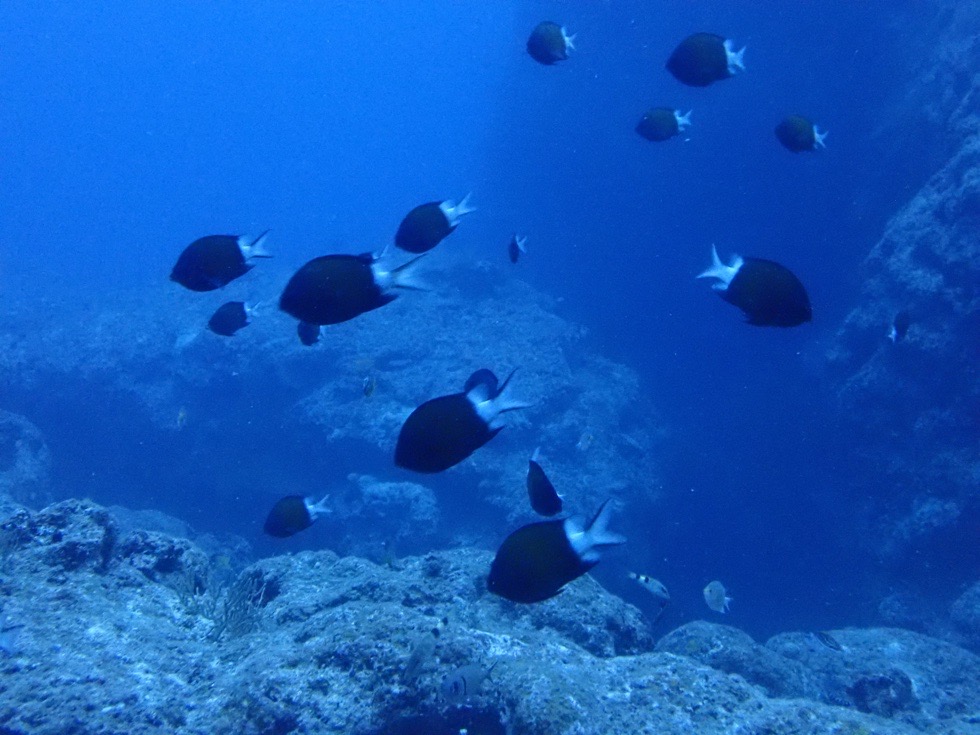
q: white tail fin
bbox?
[675,110,693,131]
[696,245,742,291]
[389,254,428,291]
[306,494,332,522]
[567,499,626,563]
[814,126,828,149]
[242,230,272,259]
[444,192,477,225]
[563,28,576,52]
[724,40,746,74]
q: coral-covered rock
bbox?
[0,410,51,507]
[951,581,980,652]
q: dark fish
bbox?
[527,448,562,516]
[888,310,911,343]
[297,321,320,346]
[362,375,377,397]
[441,661,496,702]
[395,194,475,253]
[207,301,252,337]
[527,21,575,65]
[395,369,528,474]
[263,494,331,538]
[636,108,692,142]
[813,630,844,652]
[697,245,812,327]
[487,499,625,603]
[666,33,745,87]
[775,115,828,152]
[170,231,271,292]
[508,234,528,264]
[279,252,424,326]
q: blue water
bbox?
[0,2,955,639]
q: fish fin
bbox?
[305,494,332,521]
[562,28,576,52]
[453,192,477,218]
[813,126,828,149]
[243,229,273,258]
[696,245,742,290]
[492,367,533,414]
[723,39,746,74]
[585,499,626,549]
[675,110,692,130]
[515,235,528,254]
[389,254,429,291]
[887,326,898,343]
[531,446,541,462]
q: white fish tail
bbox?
[675,110,693,131]
[492,368,533,415]
[724,39,746,74]
[887,326,898,343]
[242,229,272,259]
[515,235,528,254]
[813,126,828,149]
[562,28,576,52]
[389,254,429,291]
[441,192,477,226]
[696,244,742,291]
[305,494,332,521]
[585,499,626,550]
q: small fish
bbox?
[666,33,744,87]
[775,115,828,153]
[403,616,449,683]
[487,499,625,603]
[362,375,377,398]
[813,630,843,652]
[888,310,911,343]
[207,301,257,337]
[575,431,594,452]
[395,369,529,473]
[279,252,425,326]
[703,580,731,613]
[175,407,188,430]
[263,494,331,538]
[527,21,575,65]
[395,194,476,253]
[527,448,562,517]
[170,231,271,292]
[636,108,692,142]
[441,661,497,703]
[628,572,670,601]
[697,245,812,327]
[297,321,320,346]
[508,234,528,264]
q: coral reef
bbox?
[0,496,977,735]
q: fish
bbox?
[170,231,271,292]
[263,494,331,538]
[175,407,188,430]
[403,616,449,683]
[636,108,692,142]
[628,572,670,601]
[813,630,843,652]
[297,321,320,346]
[527,448,562,517]
[362,375,377,398]
[395,368,528,473]
[207,301,256,337]
[888,310,911,343]
[279,252,425,326]
[697,245,812,327]
[441,661,497,702]
[703,580,731,613]
[394,194,476,253]
[487,499,625,603]
[666,33,745,87]
[508,234,528,264]
[775,115,828,152]
[526,21,575,65]
[575,431,594,452]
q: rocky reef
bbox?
[0,496,977,735]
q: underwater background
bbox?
[1,0,977,656]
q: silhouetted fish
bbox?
[263,494,331,538]
[279,252,425,326]
[395,195,476,253]
[527,448,562,516]
[666,33,744,87]
[813,631,843,652]
[636,108,692,142]
[527,21,575,65]
[487,500,625,603]
[395,369,528,473]
[508,234,528,264]
[170,231,271,292]
[775,115,828,152]
[697,245,812,327]
[888,310,911,343]
[207,301,254,337]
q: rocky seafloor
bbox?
[0,496,978,735]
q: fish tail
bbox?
[493,368,532,413]
[246,229,273,258]
[586,499,626,549]
[454,192,477,217]
[390,254,429,291]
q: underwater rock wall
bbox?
[1,496,977,735]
